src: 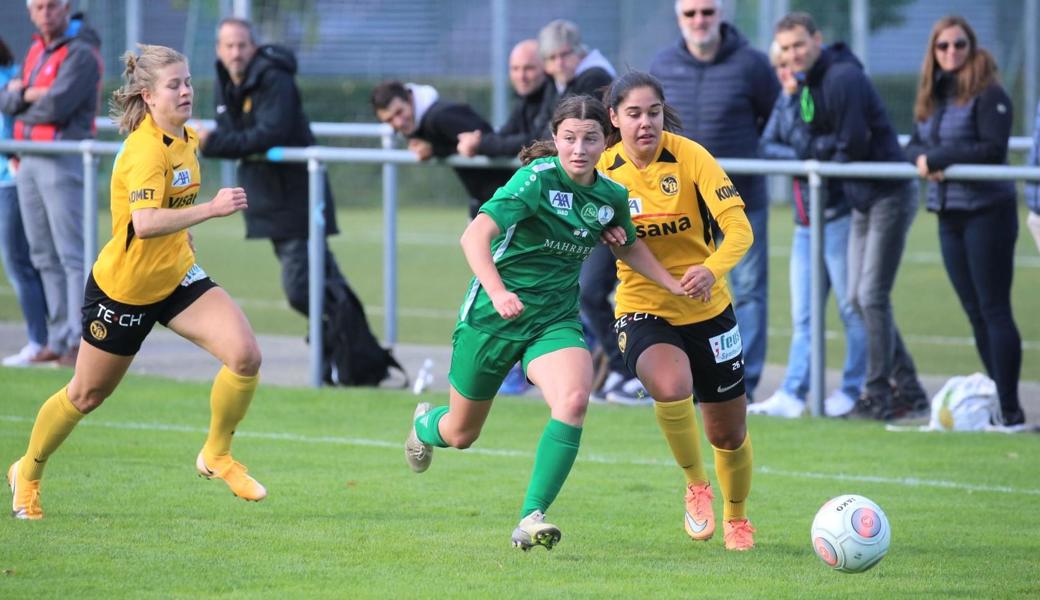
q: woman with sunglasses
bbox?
[905,15,1025,429]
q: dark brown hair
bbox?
[518,94,610,164]
[370,80,410,112]
[775,12,818,35]
[602,71,683,148]
[913,15,999,122]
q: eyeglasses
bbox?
[681,8,717,18]
[935,39,968,52]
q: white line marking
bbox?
[2,414,1036,496]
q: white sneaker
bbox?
[591,371,625,404]
[2,343,44,367]
[824,390,856,417]
[747,390,805,418]
[606,377,652,406]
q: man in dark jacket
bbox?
[200,18,365,380]
[650,0,779,401]
[775,12,927,420]
[371,80,512,218]
[456,39,550,159]
[0,2,102,367]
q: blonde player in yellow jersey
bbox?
[7,45,267,520]
[597,72,756,551]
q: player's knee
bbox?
[227,342,262,376]
[553,389,589,424]
[705,425,746,450]
[67,383,110,413]
[648,380,691,403]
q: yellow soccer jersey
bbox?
[92,113,201,305]
[597,131,752,325]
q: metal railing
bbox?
[3,132,1040,415]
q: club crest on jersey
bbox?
[171,168,191,187]
[548,190,572,214]
[660,175,679,196]
[628,197,643,215]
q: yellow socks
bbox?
[21,386,85,481]
[654,398,709,485]
[202,366,259,461]
[713,434,753,521]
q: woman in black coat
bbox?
[905,15,1024,428]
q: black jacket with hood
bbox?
[202,44,337,239]
[799,43,906,210]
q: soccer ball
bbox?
[811,494,891,573]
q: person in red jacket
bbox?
[0,0,102,367]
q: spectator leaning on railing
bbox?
[774,12,928,422]
[0,0,102,368]
[904,15,1025,429]
[748,41,864,420]
[371,80,513,219]
[456,39,552,160]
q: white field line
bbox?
[1,414,1036,497]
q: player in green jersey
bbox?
[404,95,697,551]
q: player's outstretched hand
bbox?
[681,265,715,303]
[490,289,525,320]
[210,187,248,217]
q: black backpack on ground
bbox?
[321,282,407,387]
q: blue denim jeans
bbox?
[728,204,769,397]
[847,183,922,398]
[938,202,1023,424]
[0,184,48,347]
[779,216,866,399]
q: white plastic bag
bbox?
[928,373,999,431]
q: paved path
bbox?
[1,321,1036,422]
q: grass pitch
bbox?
[1,367,1037,598]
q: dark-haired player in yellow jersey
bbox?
[597,72,756,551]
[7,45,266,520]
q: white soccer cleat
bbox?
[405,402,434,473]
[511,510,561,551]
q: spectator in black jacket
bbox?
[775,12,927,421]
[457,39,550,159]
[649,0,779,401]
[371,80,512,218]
[905,15,1024,428]
[199,18,363,381]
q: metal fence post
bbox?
[81,142,99,290]
[381,133,399,346]
[308,156,326,388]
[807,162,825,417]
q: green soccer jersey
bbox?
[459,156,637,340]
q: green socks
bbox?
[520,419,582,519]
[414,406,450,448]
